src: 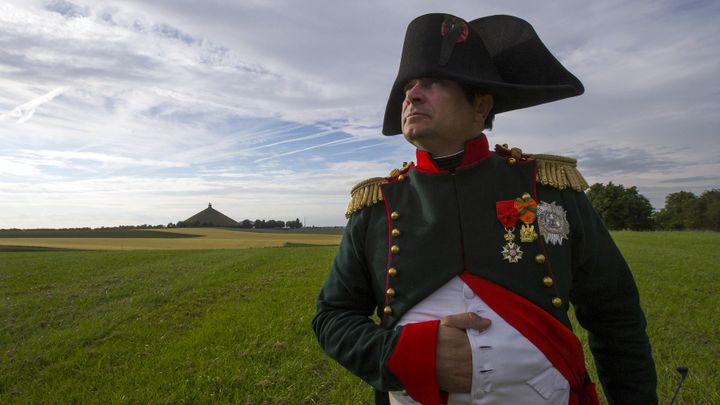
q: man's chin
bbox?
[402,129,434,148]
[403,124,429,136]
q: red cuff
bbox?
[387,320,445,405]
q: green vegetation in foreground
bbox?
[1,231,718,403]
[0,229,199,238]
[1,247,370,403]
[572,231,720,404]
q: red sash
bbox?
[459,273,599,405]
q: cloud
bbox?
[45,0,89,18]
[0,0,718,227]
[576,146,680,176]
[658,176,720,184]
[0,158,50,178]
[24,150,188,169]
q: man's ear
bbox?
[474,94,494,123]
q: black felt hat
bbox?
[382,13,584,135]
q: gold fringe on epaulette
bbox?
[531,154,589,192]
[345,177,385,218]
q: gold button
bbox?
[390,211,399,220]
[391,228,401,237]
[398,174,406,182]
[383,306,392,315]
[552,297,562,308]
[535,254,546,264]
[508,157,517,165]
[386,288,395,297]
[390,245,400,254]
[388,267,398,277]
[543,276,554,287]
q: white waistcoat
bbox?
[389,277,569,405]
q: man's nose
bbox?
[404,83,425,104]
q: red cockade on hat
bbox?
[438,15,469,66]
[496,200,519,228]
[440,16,469,43]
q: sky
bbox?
[1,0,718,228]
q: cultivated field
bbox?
[1,231,718,403]
[0,227,341,251]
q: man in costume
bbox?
[313,13,657,405]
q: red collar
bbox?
[414,134,491,173]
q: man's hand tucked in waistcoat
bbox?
[436,312,492,393]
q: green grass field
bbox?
[602,231,719,404]
[1,231,718,403]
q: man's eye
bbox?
[423,79,441,88]
[404,78,440,92]
[403,81,417,92]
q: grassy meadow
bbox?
[1,247,368,403]
[1,230,718,403]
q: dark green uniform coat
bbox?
[312,136,657,404]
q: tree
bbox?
[265,220,285,228]
[654,191,699,230]
[699,190,720,231]
[287,218,303,229]
[586,182,654,230]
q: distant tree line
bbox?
[655,190,720,231]
[586,183,654,231]
[4,219,306,231]
[103,224,168,229]
[586,183,720,231]
[175,218,303,229]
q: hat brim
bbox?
[383,74,582,135]
[382,15,584,136]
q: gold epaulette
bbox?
[495,143,588,192]
[531,154,589,192]
[345,177,385,218]
[345,163,412,218]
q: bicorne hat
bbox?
[382,13,584,135]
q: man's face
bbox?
[401,78,487,156]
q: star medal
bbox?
[514,193,538,243]
[496,200,522,263]
[501,239,523,263]
[537,201,570,245]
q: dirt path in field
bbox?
[0,228,340,250]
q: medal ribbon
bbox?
[496,200,518,228]
[513,193,537,224]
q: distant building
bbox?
[177,203,238,227]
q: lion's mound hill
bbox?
[180,203,238,227]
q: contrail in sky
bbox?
[254,137,362,162]
[0,86,69,124]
